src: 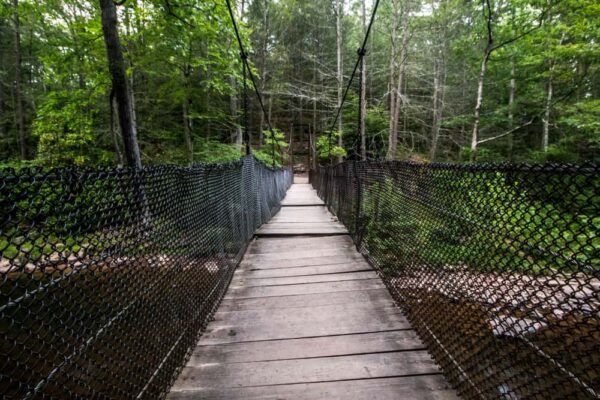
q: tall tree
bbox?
[99,0,141,168]
[335,0,344,162]
[13,0,27,160]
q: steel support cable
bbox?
[327,0,381,163]
[224,0,277,167]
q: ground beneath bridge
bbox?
[168,176,458,400]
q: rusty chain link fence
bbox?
[0,155,292,399]
[311,161,599,400]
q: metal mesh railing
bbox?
[311,161,599,400]
[0,155,292,399]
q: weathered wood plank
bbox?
[247,236,355,254]
[173,351,440,389]
[235,262,370,278]
[218,288,397,311]
[200,306,410,344]
[189,330,424,364]
[224,279,386,299]
[167,375,458,400]
[230,270,377,286]
[240,254,367,269]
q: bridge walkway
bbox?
[167,176,458,399]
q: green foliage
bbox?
[33,90,112,166]
[316,132,347,161]
[254,129,288,167]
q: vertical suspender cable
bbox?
[225,0,277,167]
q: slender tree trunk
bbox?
[13,0,27,160]
[471,48,491,162]
[258,0,269,148]
[359,0,367,160]
[387,3,410,160]
[99,0,141,168]
[336,0,343,162]
[230,75,243,146]
[542,66,553,152]
[182,71,193,165]
[0,37,5,145]
[430,59,440,161]
[387,0,399,160]
[109,89,124,165]
[311,54,318,170]
[507,56,516,159]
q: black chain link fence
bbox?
[0,155,292,399]
[311,161,599,400]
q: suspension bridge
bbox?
[0,0,598,398]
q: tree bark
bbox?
[507,56,516,159]
[99,0,141,168]
[359,0,367,160]
[470,48,491,161]
[109,89,124,165]
[542,66,553,152]
[387,1,410,160]
[13,0,27,160]
[182,71,193,165]
[335,0,343,162]
[230,75,243,146]
[386,0,399,160]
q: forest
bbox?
[0,0,598,168]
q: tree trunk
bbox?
[13,0,27,160]
[311,52,318,170]
[470,48,491,162]
[507,56,516,159]
[230,75,243,146]
[336,0,343,162]
[182,72,193,165]
[109,89,124,165]
[387,1,409,160]
[430,59,440,161]
[542,67,553,152]
[99,0,141,168]
[359,0,367,160]
[386,0,399,160]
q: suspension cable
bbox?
[224,0,277,167]
[327,0,381,161]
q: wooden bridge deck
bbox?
[168,177,458,400]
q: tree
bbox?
[99,0,141,168]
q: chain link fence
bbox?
[0,155,292,399]
[311,161,599,399]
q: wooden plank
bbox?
[240,254,366,269]
[243,248,353,261]
[256,225,348,235]
[230,270,377,286]
[235,262,370,278]
[189,330,424,364]
[246,235,354,254]
[219,288,397,311]
[200,307,410,344]
[224,279,386,299]
[172,351,440,389]
[168,375,458,400]
[247,236,355,254]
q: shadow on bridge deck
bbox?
[167,177,458,399]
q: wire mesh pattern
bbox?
[311,161,599,400]
[0,155,292,399]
